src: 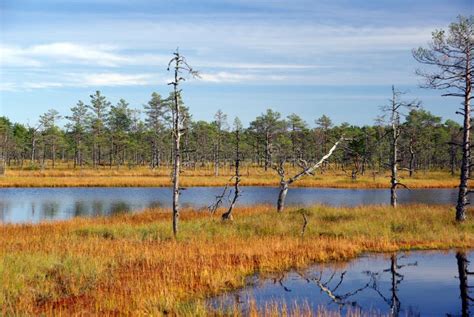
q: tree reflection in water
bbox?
[287,269,371,314]
[209,251,474,315]
[73,201,87,217]
[41,201,60,218]
[109,201,131,215]
[367,253,417,316]
[310,270,370,310]
[92,201,105,216]
[0,201,7,222]
[455,251,473,317]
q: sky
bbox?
[0,0,472,127]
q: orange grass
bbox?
[0,164,460,188]
[216,300,386,317]
[1,203,473,315]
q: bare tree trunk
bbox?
[276,183,289,213]
[409,141,415,177]
[456,65,471,221]
[390,124,398,208]
[172,86,181,237]
[389,86,409,208]
[390,119,398,208]
[167,50,197,236]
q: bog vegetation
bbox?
[1,204,473,315]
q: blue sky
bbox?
[0,0,472,127]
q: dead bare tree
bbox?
[167,49,199,237]
[413,15,473,221]
[274,137,345,212]
[221,118,242,221]
[381,86,419,208]
[208,183,231,214]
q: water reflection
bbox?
[367,254,418,316]
[42,201,60,218]
[73,201,87,217]
[209,251,473,316]
[0,187,460,223]
[300,269,370,311]
[455,251,473,317]
[92,201,105,217]
[110,201,131,215]
[0,201,7,222]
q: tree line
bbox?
[0,98,463,175]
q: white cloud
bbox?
[23,82,65,89]
[199,72,256,83]
[195,62,326,70]
[0,42,128,68]
[0,42,328,70]
[0,82,19,92]
[199,71,288,83]
[0,46,43,67]
[1,72,159,91]
[74,72,155,86]
[28,42,129,66]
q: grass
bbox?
[0,163,461,188]
[1,203,473,315]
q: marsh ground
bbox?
[1,204,472,315]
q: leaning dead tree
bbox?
[413,15,473,221]
[167,49,198,236]
[221,118,242,221]
[382,86,419,208]
[208,118,243,220]
[274,137,345,212]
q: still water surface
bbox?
[209,250,473,316]
[0,187,458,223]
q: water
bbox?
[0,187,458,223]
[208,250,473,316]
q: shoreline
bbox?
[0,176,460,189]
